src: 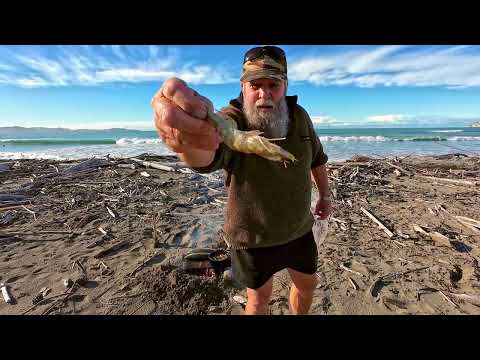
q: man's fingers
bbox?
[158,124,220,151]
[153,97,215,136]
[161,78,209,119]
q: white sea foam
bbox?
[116,137,163,145]
[318,136,388,142]
[448,136,480,141]
[430,130,464,133]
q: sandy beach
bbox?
[0,153,479,315]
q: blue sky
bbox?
[0,45,479,129]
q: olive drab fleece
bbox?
[193,95,328,249]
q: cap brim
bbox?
[241,69,287,82]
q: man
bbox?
[152,46,332,315]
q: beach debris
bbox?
[106,206,116,219]
[131,158,177,172]
[448,292,480,307]
[429,231,451,247]
[140,171,151,178]
[232,295,247,307]
[339,263,365,277]
[412,224,429,236]
[438,290,459,308]
[21,205,36,221]
[64,158,113,174]
[385,161,413,176]
[348,277,359,290]
[98,227,108,236]
[368,266,430,300]
[63,278,74,288]
[32,287,51,305]
[454,215,480,234]
[1,283,13,304]
[117,163,136,169]
[419,175,479,187]
[360,207,394,238]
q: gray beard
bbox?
[242,97,290,138]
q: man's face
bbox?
[241,78,289,138]
[242,78,286,110]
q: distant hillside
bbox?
[0,126,154,139]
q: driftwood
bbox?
[64,158,113,174]
[0,205,32,211]
[438,290,459,308]
[448,292,480,307]
[131,158,177,172]
[0,194,29,202]
[0,230,73,237]
[454,216,480,234]
[412,224,429,236]
[419,175,479,187]
[386,161,413,176]
[339,264,365,277]
[429,232,451,247]
[360,207,394,238]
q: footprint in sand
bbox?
[5,273,28,284]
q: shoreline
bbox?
[1,153,479,315]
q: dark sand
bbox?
[0,153,479,315]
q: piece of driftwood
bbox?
[448,292,480,307]
[348,277,359,290]
[429,231,451,247]
[438,290,459,308]
[106,206,116,219]
[64,158,113,174]
[360,207,394,238]
[419,175,478,187]
[130,158,176,172]
[0,205,31,211]
[454,216,480,234]
[0,194,29,201]
[412,224,429,236]
[339,264,365,277]
[385,161,413,176]
[0,230,73,237]
[21,205,36,221]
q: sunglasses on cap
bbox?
[243,46,286,64]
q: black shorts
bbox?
[230,230,318,290]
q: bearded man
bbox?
[153,45,331,315]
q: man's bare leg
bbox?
[287,268,318,315]
[245,277,273,315]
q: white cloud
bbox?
[0,45,236,88]
[111,45,127,60]
[367,114,407,123]
[311,116,338,124]
[289,45,480,88]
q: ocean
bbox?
[1,127,480,161]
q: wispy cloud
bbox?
[0,45,236,88]
[367,114,408,123]
[289,45,480,88]
[311,115,338,124]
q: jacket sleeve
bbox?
[301,106,328,168]
[191,143,233,173]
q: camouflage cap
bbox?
[240,46,288,82]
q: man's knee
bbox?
[289,270,318,294]
[246,279,273,307]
